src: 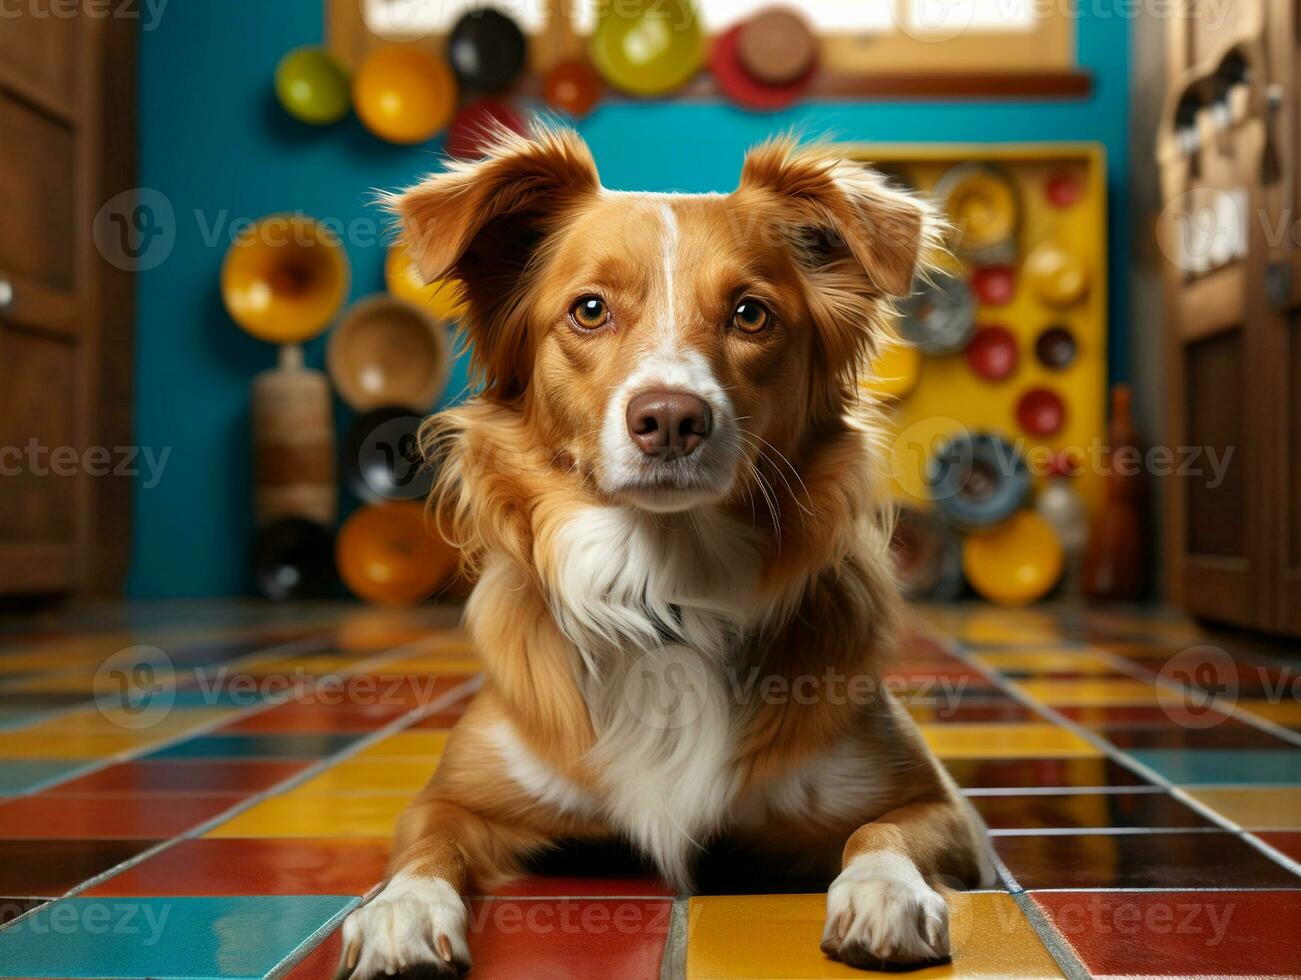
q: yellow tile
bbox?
[1236,700,1301,727]
[352,731,450,760]
[686,892,1062,979]
[1187,788,1301,830]
[206,794,409,838]
[0,731,163,759]
[287,760,437,796]
[1012,678,1157,706]
[921,723,1100,759]
[972,650,1118,675]
[959,611,1062,647]
[14,707,235,738]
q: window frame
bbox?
[328,0,1089,99]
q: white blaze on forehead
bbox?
[658,200,680,349]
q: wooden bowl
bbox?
[327,295,450,412]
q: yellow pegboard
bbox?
[848,143,1108,517]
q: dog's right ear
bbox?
[388,127,600,397]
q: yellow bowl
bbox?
[1025,241,1091,308]
[336,501,458,606]
[221,215,350,344]
[353,46,456,144]
[384,242,468,321]
[962,510,1064,607]
[590,0,704,97]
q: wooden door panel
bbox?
[0,324,79,546]
[0,95,77,297]
[0,0,78,115]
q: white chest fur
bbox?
[544,505,769,886]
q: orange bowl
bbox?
[336,501,458,606]
[353,46,456,144]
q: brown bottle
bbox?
[1083,385,1148,600]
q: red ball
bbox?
[972,265,1016,307]
[964,325,1019,381]
[447,98,527,160]
[543,60,603,118]
[1016,387,1067,436]
[1046,170,1084,209]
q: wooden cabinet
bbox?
[0,3,135,596]
[1158,0,1300,635]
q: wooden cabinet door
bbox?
[0,3,134,595]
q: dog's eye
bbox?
[732,299,770,334]
[570,296,610,331]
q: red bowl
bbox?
[1016,387,1067,436]
[965,325,1019,381]
[972,265,1016,307]
[710,23,816,112]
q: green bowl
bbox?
[590,0,704,97]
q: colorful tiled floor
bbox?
[0,602,1298,978]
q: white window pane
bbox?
[698,0,896,32]
[910,0,1036,34]
[363,0,549,37]
[574,1,896,35]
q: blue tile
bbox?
[141,733,361,760]
[0,895,357,979]
[0,760,93,794]
[1130,749,1301,785]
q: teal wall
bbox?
[130,1,1130,597]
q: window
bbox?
[336,0,1083,96]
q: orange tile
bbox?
[1012,678,1157,706]
[685,892,1062,978]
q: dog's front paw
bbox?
[820,852,950,970]
[338,873,472,979]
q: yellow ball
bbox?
[353,46,456,145]
[385,243,468,321]
[962,511,1064,607]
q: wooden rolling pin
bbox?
[252,345,336,526]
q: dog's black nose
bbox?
[626,391,712,459]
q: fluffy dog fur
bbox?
[337,128,993,978]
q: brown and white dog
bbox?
[338,128,993,978]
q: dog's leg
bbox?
[337,798,543,979]
[820,799,989,971]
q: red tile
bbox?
[1258,832,1301,864]
[485,875,674,898]
[996,831,1300,889]
[86,838,390,897]
[219,701,410,734]
[466,899,670,979]
[42,760,308,796]
[283,927,343,979]
[0,794,235,839]
[1035,889,1301,977]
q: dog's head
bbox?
[394,128,933,515]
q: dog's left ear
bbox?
[738,139,934,297]
[388,127,600,398]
